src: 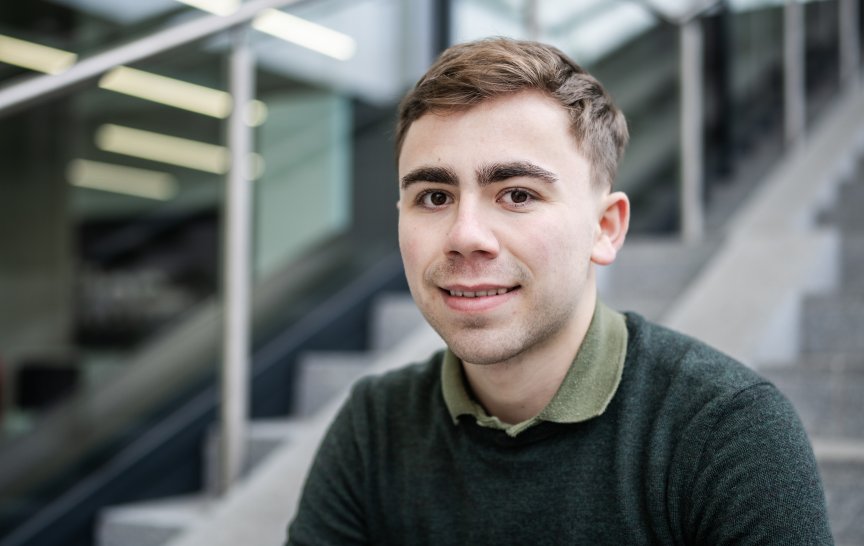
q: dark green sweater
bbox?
[287,312,832,545]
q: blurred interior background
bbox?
[0,0,862,544]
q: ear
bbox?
[591,191,630,266]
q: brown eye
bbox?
[510,190,529,204]
[420,190,452,207]
[501,189,533,207]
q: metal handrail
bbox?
[220,25,255,494]
[0,0,306,116]
[0,0,319,494]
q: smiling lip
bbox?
[439,284,520,312]
[447,287,513,298]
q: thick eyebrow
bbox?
[399,161,557,189]
[476,161,558,187]
[400,166,458,189]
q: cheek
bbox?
[512,215,568,256]
[398,224,426,275]
[523,220,592,273]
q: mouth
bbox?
[441,285,520,298]
[437,284,520,313]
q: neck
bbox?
[462,293,597,425]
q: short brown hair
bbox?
[396,37,629,187]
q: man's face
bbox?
[397,91,620,367]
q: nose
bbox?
[446,201,500,258]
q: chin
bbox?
[445,336,525,366]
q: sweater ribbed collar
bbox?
[441,301,628,437]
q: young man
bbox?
[287,38,832,545]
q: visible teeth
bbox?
[449,288,512,297]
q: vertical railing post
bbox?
[839,0,861,93]
[784,0,806,147]
[433,0,451,55]
[680,16,705,242]
[219,23,255,495]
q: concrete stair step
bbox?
[97,290,428,545]
[799,293,864,355]
[762,353,864,372]
[292,352,374,417]
[814,443,864,546]
[203,419,299,494]
[839,234,864,291]
[598,236,721,321]
[99,420,304,546]
[824,181,864,233]
[291,292,432,419]
[368,292,426,352]
[97,495,209,546]
[760,366,864,440]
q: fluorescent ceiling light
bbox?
[67,159,178,201]
[96,124,230,174]
[0,34,77,74]
[175,0,240,16]
[253,9,357,61]
[99,66,267,125]
[95,124,264,177]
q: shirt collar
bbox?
[441,301,628,437]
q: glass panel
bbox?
[860,0,864,72]
[804,0,840,124]
[0,36,228,537]
[0,0,430,540]
[702,2,785,227]
[452,0,526,43]
[255,88,351,277]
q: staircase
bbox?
[760,159,864,546]
[97,292,441,546]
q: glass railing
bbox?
[0,0,436,542]
[804,0,841,121]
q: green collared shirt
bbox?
[441,301,628,437]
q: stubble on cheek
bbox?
[422,258,530,292]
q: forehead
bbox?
[398,91,582,177]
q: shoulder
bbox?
[617,312,802,459]
[621,315,830,543]
[621,311,770,403]
[346,350,446,422]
